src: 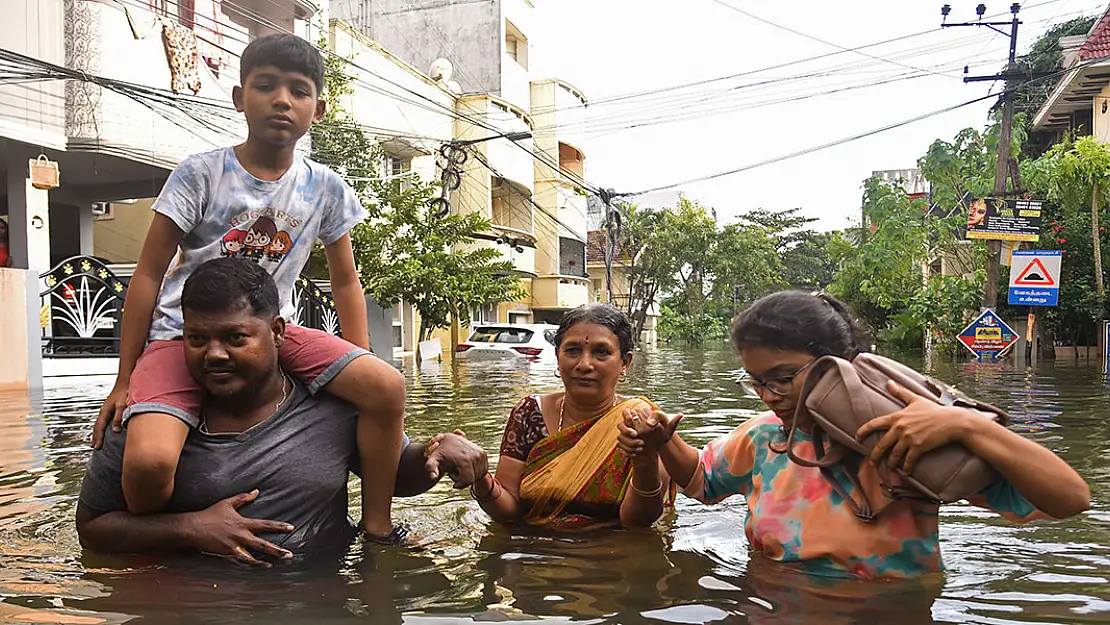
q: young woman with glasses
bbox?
[617,291,1088,579]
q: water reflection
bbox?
[0,346,1107,624]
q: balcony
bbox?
[224,0,319,37]
[500,52,532,113]
[532,275,589,311]
[461,226,536,277]
[65,0,247,170]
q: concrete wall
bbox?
[329,21,456,153]
[532,79,589,165]
[93,199,156,264]
[342,0,503,97]
[0,0,65,149]
[0,268,40,392]
[1094,84,1110,143]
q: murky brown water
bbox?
[0,346,1107,624]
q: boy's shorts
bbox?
[123,325,367,428]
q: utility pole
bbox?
[599,188,618,304]
[941,3,1023,309]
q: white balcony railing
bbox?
[461,230,536,277]
[532,275,589,310]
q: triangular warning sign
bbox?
[1015,258,1055,286]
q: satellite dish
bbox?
[429,58,453,83]
[446,80,463,94]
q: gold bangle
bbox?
[630,479,664,498]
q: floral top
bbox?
[499,396,550,462]
[684,412,1045,579]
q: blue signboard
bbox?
[958,310,1019,359]
[1007,250,1062,307]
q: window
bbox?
[178,0,196,29]
[470,302,497,324]
[505,20,529,70]
[468,326,534,344]
[382,155,411,191]
[508,311,532,325]
[543,329,556,345]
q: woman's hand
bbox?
[618,406,683,458]
[856,381,970,474]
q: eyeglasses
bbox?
[736,359,816,398]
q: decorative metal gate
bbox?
[39,257,341,358]
[39,256,126,357]
[292,276,342,336]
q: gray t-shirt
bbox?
[149,147,367,340]
[81,382,379,556]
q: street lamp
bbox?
[451,131,532,147]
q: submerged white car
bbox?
[455,323,559,360]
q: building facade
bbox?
[337,0,593,335]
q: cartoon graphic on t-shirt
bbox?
[243,216,278,262]
[266,231,293,262]
[221,229,247,257]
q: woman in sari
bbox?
[469,303,671,529]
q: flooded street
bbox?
[0,345,1108,624]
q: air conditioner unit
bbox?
[91,202,113,220]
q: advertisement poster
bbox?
[966,197,1043,242]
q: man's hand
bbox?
[93,379,130,449]
[185,490,296,567]
[424,430,488,489]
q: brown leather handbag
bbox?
[787,353,1008,521]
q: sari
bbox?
[518,396,675,530]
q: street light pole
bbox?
[941,3,1023,309]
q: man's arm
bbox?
[77,490,295,567]
[324,235,370,350]
[394,432,489,497]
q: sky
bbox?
[528,0,1109,231]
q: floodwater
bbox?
[0,345,1108,624]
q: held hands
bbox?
[423,430,489,488]
[188,489,295,568]
[856,381,972,474]
[617,405,683,460]
[93,378,130,449]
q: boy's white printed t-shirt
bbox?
[148,147,366,341]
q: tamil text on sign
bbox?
[1007,250,1062,307]
[958,310,1019,359]
[966,197,1042,242]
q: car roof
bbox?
[471,323,557,330]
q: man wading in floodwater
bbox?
[76,257,488,565]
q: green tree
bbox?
[709,221,783,317]
[611,201,682,342]
[1025,135,1110,325]
[907,272,986,351]
[310,42,524,349]
[829,177,931,330]
[736,207,837,290]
